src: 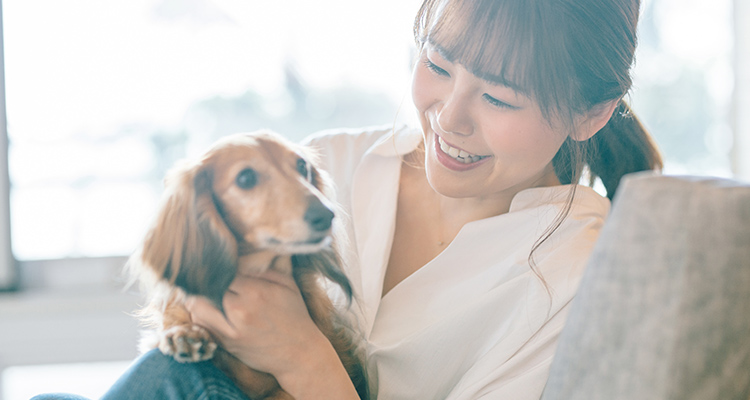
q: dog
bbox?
[127,130,368,399]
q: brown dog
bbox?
[128,130,368,399]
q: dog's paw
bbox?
[158,325,217,363]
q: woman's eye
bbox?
[482,93,517,110]
[296,158,311,180]
[236,168,258,190]
[423,59,450,77]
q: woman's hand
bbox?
[186,269,360,399]
[186,268,320,375]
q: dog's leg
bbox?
[158,289,218,363]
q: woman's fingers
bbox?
[185,295,235,338]
[231,268,298,293]
[185,273,290,343]
[183,269,358,398]
[185,273,354,398]
[185,270,320,375]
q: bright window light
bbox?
[3,0,421,260]
[2,0,735,261]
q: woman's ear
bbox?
[571,99,620,141]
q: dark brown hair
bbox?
[413,0,663,299]
[414,0,663,200]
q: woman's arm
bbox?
[187,270,360,400]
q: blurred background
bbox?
[0,0,746,398]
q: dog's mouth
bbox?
[265,234,332,254]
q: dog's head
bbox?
[200,131,338,253]
[130,130,351,307]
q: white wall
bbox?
[0,257,143,400]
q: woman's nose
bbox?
[436,85,473,136]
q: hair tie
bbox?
[617,100,632,118]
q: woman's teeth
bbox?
[438,136,487,164]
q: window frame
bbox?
[0,0,16,292]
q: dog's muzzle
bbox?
[304,196,335,233]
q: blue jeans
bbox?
[31,349,249,400]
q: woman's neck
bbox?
[403,150,559,227]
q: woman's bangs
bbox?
[417,0,535,95]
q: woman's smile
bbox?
[432,132,491,171]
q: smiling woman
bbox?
[0,0,745,399]
[407,6,662,267]
[413,47,572,201]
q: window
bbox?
[3,0,420,262]
[0,0,741,266]
[630,0,735,177]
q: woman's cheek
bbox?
[411,64,436,113]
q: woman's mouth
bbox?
[437,136,489,164]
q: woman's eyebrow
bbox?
[427,39,528,96]
[428,41,456,63]
[472,69,527,95]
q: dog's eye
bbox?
[296,158,311,181]
[236,168,258,189]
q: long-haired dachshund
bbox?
[128,130,368,400]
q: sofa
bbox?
[541,172,750,399]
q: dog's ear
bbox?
[133,162,238,309]
[293,250,353,303]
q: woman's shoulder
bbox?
[303,124,396,151]
[510,184,611,217]
[302,124,416,172]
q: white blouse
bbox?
[306,125,610,400]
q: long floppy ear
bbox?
[134,161,238,309]
[293,249,353,303]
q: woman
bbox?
[36,0,662,398]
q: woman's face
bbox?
[411,42,569,201]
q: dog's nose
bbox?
[304,197,334,232]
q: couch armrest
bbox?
[542,172,750,400]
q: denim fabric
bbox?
[32,350,249,400]
[31,395,91,400]
[542,173,750,400]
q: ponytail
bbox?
[552,100,663,200]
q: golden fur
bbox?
[128,130,367,399]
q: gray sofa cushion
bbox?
[542,173,750,400]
